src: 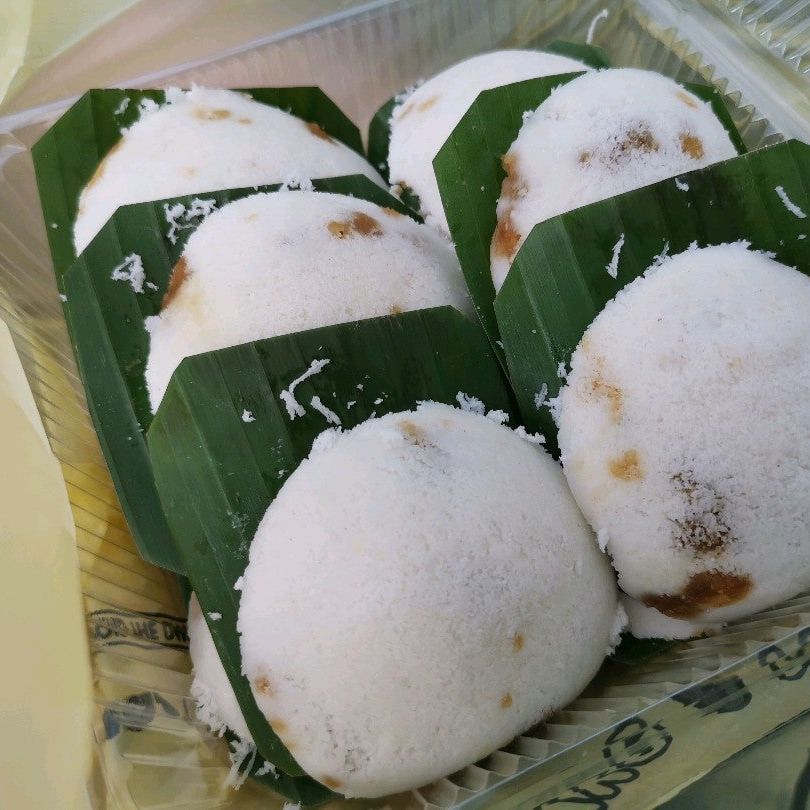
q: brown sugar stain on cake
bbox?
[389,304,403,315]
[500,693,513,709]
[269,718,289,735]
[586,356,623,422]
[321,776,344,790]
[608,449,643,481]
[181,166,197,179]
[501,154,527,199]
[306,121,335,143]
[417,95,440,113]
[617,128,659,157]
[679,132,705,159]
[86,138,125,190]
[245,213,259,223]
[580,128,659,168]
[399,419,433,448]
[670,471,733,554]
[162,257,190,310]
[352,212,383,235]
[676,90,699,108]
[493,154,528,262]
[492,212,521,260]
[511,633,525,652]
[327,212,383,239]
[643,570,753,619]
[254,674,275,697]
[237,117,252,125]
[194,107,231,121]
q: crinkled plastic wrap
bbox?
[1,1,809,808]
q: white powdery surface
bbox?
[490,69,738,291]
[73,86,384,252]
[238,402,620,798]
[387,49,587,233]
[144,191,472,410]
[558,243,810,623]
[187,593,252,743]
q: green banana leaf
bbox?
[63,175,417,573]
[494,139,810,455]
[366,40,611,186]
[432,75,747,362]
[147,306,515,788]
[32,87,367,290]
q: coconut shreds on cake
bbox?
[558,242,810,625]
[188,593,252,743]
[490,69,738,291]
[237,402,623,798]
[144,190,473,410]
[73,86,385,252]
[387,49,588,234]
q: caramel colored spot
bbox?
[501,154,527,200]
[245,213,258,223]
[400,419,432,447]
[588,358,623,422]
[512,633,524,652]
[492,209,521,260]
[643,570,753,619]
[162,257,190,310]
[677,90,699,108]
[306,121,334,142]
[680,132,705,159]
[181,166,197,179]
[237,116,252,124]
[254,675,275,696]
[417,95,440,112]
[619,128,659,155]
[397,101,415,120]
[321,776,344,790]
[382,206,404,218]
[194,107,231,120]
[579,150,592,165]
[500,693,513,709]
[270,718,288,735]
[389,304,403,315]
[86,138,125,190]
[492,155,527,261]
[352,211,382,235]
[327,211,383,239]
[609,449,643,481]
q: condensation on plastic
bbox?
[0,1,809,808]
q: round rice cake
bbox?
[74,86,384,252]
[558,243,810,623]
[238,402,622,797]
[490,69,738,291]
[387,49,587,233]
[144,190,472,410]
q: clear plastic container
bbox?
[1,1,809,807]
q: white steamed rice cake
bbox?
[491,68,738,291]
[558,243,810,625]
[74,86,384,252]
[188,593,252,743]
[387,49,588,233]
[237,402,623,797]
[144,190,472,410]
